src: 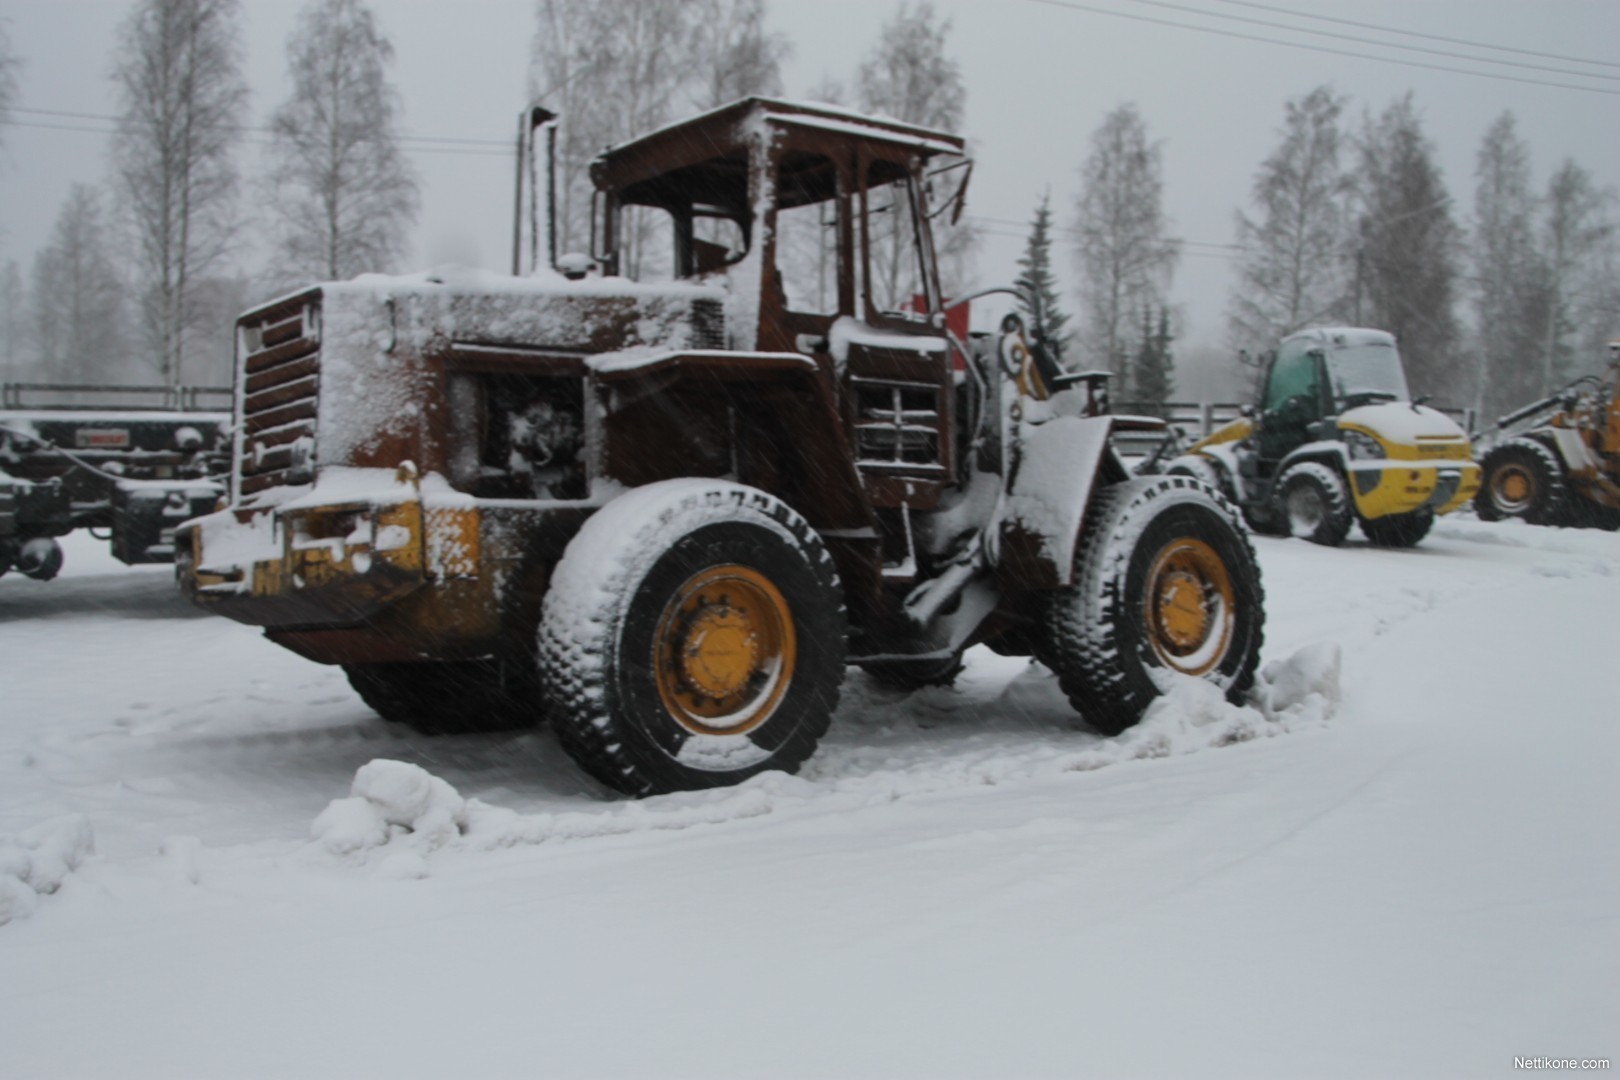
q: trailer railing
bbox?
[0,382,233,412]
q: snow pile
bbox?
[0,814,95,925]
[312,646,1341,874]
[1068,642,1342,766]
[312,759,469,862]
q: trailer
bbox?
[0,382,230,580]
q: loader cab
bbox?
[590,98,969,510]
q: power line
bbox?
[1121,0,1620,82]
[1019,0,1620,97]
[6,105,512,151]
[1209,0,1620,71]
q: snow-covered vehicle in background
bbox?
[1160,327,1479,547]
[0,383,228,581]
[1474,339,1620,530]
[176,97,1265,796]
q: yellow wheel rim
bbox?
[1493,465,1534,511]
[654,564,796,736]
[1144,537,1236,676]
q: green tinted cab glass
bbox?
[1263,340,1319,414]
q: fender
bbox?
[994,414,1124,590]
[589,349,875,534]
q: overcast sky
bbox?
[1,0,1616,381]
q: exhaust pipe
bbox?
[17,537,64,581]
[512,104,560,277]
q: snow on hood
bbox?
[1338,402,1467,443]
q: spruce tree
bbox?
[1131,305,1175,412]
[1016,192,1071,365]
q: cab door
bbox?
[1258,341,1326,467]
[844,154,953,511]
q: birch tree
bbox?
[0,261,25,379]
[690,0,789,110]
[856,2,977,300]
[28,185,127,385]
[1073,103,1178,394]
[529,0,695,269]
[1539,160,1616,385]
[1469,112,1546,419]
[111,0,248,390]
[1352,94,1462,398]
[0,24,18,152]
[263,0,418,287]
[1227,86,1351,357]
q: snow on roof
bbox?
[1282,326,1398,350]
[598,96,966,165]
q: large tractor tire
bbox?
[344,658,540,735]
[537,480,846,797]
[1566,499,1620,531]
[1475,438,1567,525]
[1038,476,1265,737]
[1165,454,1235,502]
[1274,461,1354,546]
[1360,507,1435,548]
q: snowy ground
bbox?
[2,518,1616,1079]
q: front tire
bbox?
[1039,476,1265,736]
[1475,438,1567,525]
[537,480,846,797]
[1274,461,1353,546]
[1360,507,1434,548]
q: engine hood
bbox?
[1338,402,1467,444]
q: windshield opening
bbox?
[1327,343,1409,406]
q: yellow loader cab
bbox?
[1166,327,1479,547]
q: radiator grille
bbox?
[237,296,321,497]
[690,298,726,349]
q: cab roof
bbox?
[591,97,966,195]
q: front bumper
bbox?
[177,491,592,665]
[1347,460,1481,519]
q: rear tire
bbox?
[537,480,846,797]
[1475,438,1566,525]
[861,651,966,691]
[1360,507,1434,548]
[1039,476,1265,736]
[344,659,540,735]
[1274,461,1353,546]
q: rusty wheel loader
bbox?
[177,99,1266,796]
[1474,340,1620,530]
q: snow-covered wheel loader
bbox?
[177,98,1265,796]
[1474,341,1620,530]
[1160,327,1479,547]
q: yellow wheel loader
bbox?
[1160,327,1479,547]
[1475,340,1620,529]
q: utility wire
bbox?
[1020,0,1620,97]
[1121,0,1620,82]
[5,105,512,151]
[1209,0,1620,71]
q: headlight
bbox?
[1344,430,1386,460]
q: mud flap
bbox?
[995,415,1115,590]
